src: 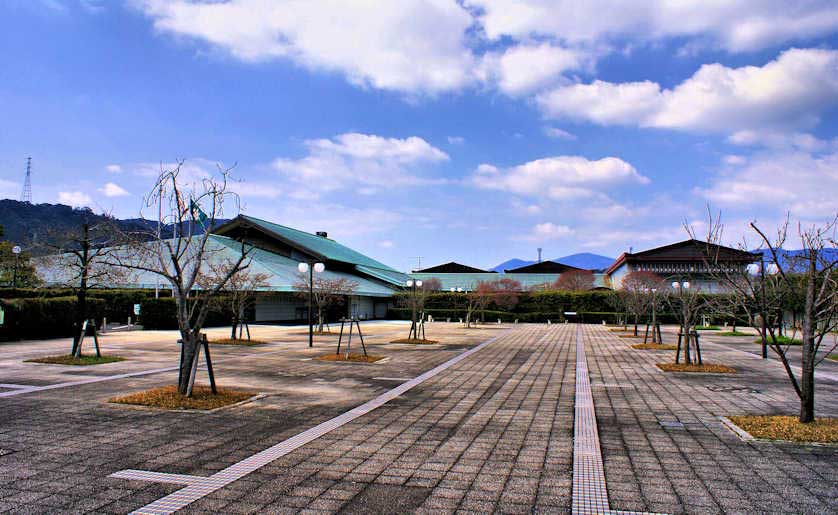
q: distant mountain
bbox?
[490,252,615,272]
[0,200,224,253]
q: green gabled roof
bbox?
[356,264,410,286]
[234,215,399,272]
[210,235,397,297]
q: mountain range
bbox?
[491,252,616,272]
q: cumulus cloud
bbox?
[538,48,838,135]
[472,156,648,200]
[478,42,588,95]
[273,133,449,194]
[58,191,93,207]
[137,0,477,94]
[99,182,129,197]
[470,0,838,53]
[699,150,838,218]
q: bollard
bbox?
[547,319,551,325]
[497,319,501,324]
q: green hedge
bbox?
[0,296,106,340]
[139,298,230,330]
[0,288,171,325]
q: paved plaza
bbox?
[1,322,836,514]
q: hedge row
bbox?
[0,296,106,340]
[0,288,171,325]
[139,298,230,330]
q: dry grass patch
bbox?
[616,333,641,339]
[211,338,268,346]
[26,355,124,366]
[315,353,384,363]
[631,343,678,350]
[656,362,736,373]
[729,415,838,443]
[110,385,256,410]
[390,338,439,344]
[827,355,838,362]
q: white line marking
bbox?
[114,330,512,515]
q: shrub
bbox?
[0,296,106,340]
[139,297,229,330]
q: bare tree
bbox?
[294,274,359,332]
[554,269,595,291]
[465,281,494,328]
[109,161,251,396]
[664,279,707,364]
[620,271,666,336]
[492,278,522,312]
[203,260,270,340]
[37,219,130,355]
[698,212,838,422]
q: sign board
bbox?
[564,311,577,315]
[133,304,141,316]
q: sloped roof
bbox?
[213,215,407,286]
[414,262,493,273]
[504,260,581,273]
[605,239,758,274]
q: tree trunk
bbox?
[317,306,324,332]
[799,251,817,423]
[178,329,201,395]
[72,224,90,356]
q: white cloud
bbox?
[723,155,746,165]
[105,164,122,173]
[137,0,477,94]
[728,130,838,152]
[470,0,838,53]
[699,150,838,218]
[273,133,449,193]
[543,126,577,140]
[525,222,574,241]
[447,136,465,145]
[99,182,129,197]
[472,156,648,200]
[378,240,394,249]
[58,191,93,207]
[479,42,587,95]
[538,48,838,135]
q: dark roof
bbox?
[605,239,759,274]
[414,262,493,273]
[504,260,582,273]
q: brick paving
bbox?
[0,322,836,514]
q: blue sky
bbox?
[1,0,837,272]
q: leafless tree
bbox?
[37,218,131,355]
[620,271,666,336]
[108,161,251,396]
[203,260,270,340]
[696,211,838,422]
[664,279,707,363]
[293,274,359,332]
[554,269,595,291]
[465,281,494,327]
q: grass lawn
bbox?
[211,338,268,346]
[717,331,752,336]
[753,335,803,346]
[26,354,124,365]
[631,343,678,350]
[827,355,838,362]
[695,325,720,330]
[390,338,440,344]
[315,353,385,363]
[110,385,256,410]
[728,415,838,443]
[656,362,736,373]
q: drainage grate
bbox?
[706,384,760,394]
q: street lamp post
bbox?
[298,261,325,348]
[406,279,423,339]
[748,258,779,359]
[11,245,21,291]
[650,287,658,343]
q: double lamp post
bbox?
[298,260,325,348]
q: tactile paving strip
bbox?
[114,330,512,515]
[573,325,666,515]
